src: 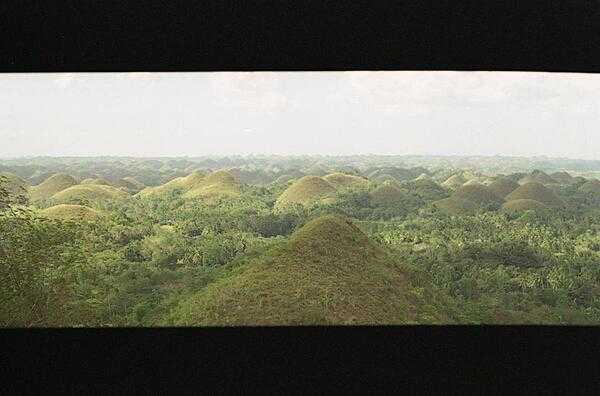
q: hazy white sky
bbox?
[1,71,599,159]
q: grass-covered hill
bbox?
[182,170,241,200]
[550,171,575,185]
[371,173,398,183]
[80,178,112,186]
[114,177,146,193]
[505,182,565,207]
[451,184,504,207]
[579,179,600,194]
[487,177,519,199]
[28,173,77,202]
[50,184,129,205]
[369,182,407,206]
[518,170,558,186]
[322,172,369,189]
[501,199,548,214]
[404,179,448,201]
[136,170,206,198]
[431,197,478,216]
[442,174,467,189]
[165,215,451,326]
[39,204,102,221]
[463,177,493,186]
[275,176,337,210]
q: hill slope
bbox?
[51,184,129,204]
[182,170,241,200]
[505,182,564,207]
[40,204,101,221]
[136,170,206,198]
[166,215,450,325]
[488,178,519,199]
[501,199,548,214]
[275,176,337,209]
[28,173,77,202]
[322,173,369,189]
[452,184,504,207]
[579,179,600,194]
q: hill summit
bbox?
[166,215,444,326]
[505,182,564,207]
[274,176,337,210]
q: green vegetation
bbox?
[322,172,369,189]
[488,177,519,199]
[182,170,241,200]
[40,204,102,221]
[275,176,337,210]
[3,155,600,326]
[505,182,565,207]
[501,199,548,214]
[28,173,77,202]
[50,184,129,205]
[80,178,112,186]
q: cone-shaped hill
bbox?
[50,184,129,205]
[136,170,206,198]
[274,176,337,210]
[464,177,493,186]
[488,178,519,199]
[505,182,564,207]
[518,170,558,186]
[370,182,406,206]
[442,174,467,189]
[579,179,600,194]
[405,179,448,201]
[501,199,548,214]
[39,204,101,221]
[28,173,77,202]
[322,172,369,189]
[80,178,112,186]
[182,170,241,200]
[452,184,504,207]
[166,215,447,326]
[114,177,146,193]
[550,171,574,185]
[431,197,478,216]
[371,173,398,183]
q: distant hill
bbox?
[488,178,519,199]
[432,197,478,216]
[28,173,77,202]
[518,170,558,186]
[579,179,600,194]
[136,170,206,198]
[550,171,575,185]
[182,170,241,200]
[80,178,112,186]
[275,176,337,210]
[442,174,467,189]
[452,184,504,207]
[51,184,129,205]
[322,172,369,189]
[166,215,451,325]
[370,182,406,206]
[505,182,564,207]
